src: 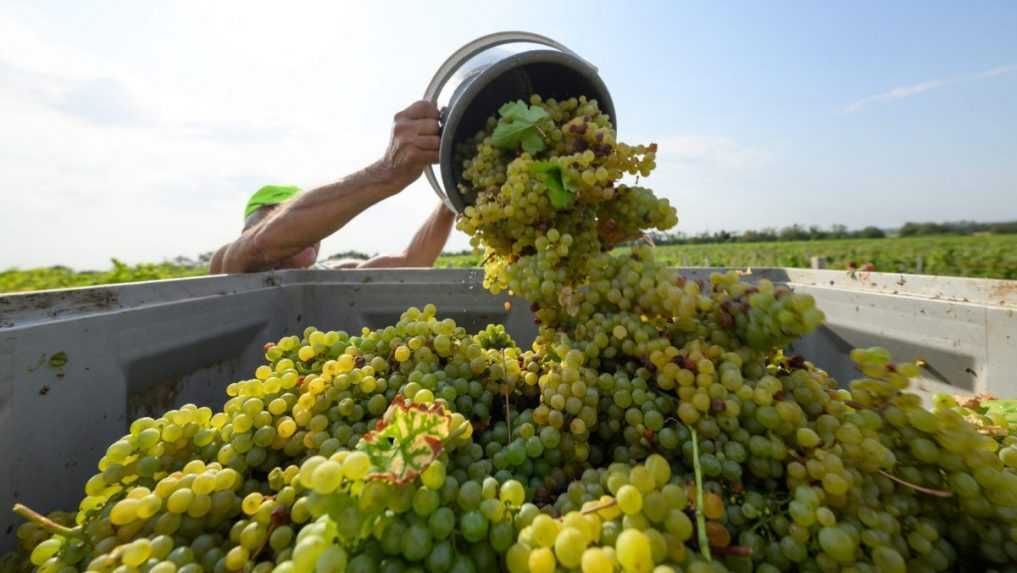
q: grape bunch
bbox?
[6,93,1017,573]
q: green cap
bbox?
[244,185,302,219]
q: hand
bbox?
[377,100,440,189]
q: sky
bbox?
[1,1,1015,270]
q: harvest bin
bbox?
[1,268,1015,550]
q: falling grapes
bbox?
[5,94,1017,573]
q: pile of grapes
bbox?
[6,95,1017,573]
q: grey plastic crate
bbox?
[1,267,1014,550]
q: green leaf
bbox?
[498,100,548,124]
[497,100,528,120]
[984,399,1017,425]
[529,161,575,210]
[491,100,548,154]
[520,131,545,155]
[356,395,454,485]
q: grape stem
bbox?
[503,387,512,447]
[580,498,617,515]
[690,428,711,562]
[877,470,954,498]
[12,504,82,539]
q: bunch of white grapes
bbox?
[6,94,1017,573]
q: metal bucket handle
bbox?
[422,32,594,210]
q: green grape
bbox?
[581,547,613,573]
[553,527,586,568]
[427,507,455,540]
[343,452,370,480]
[311,460,343,494]
[29,540,62,566]
[401,524,432,562]
[412,488,440,517]
[499,480,525,507]
[616,529,652,573]
[122,539,153,566]
[460,511,489,543]
[426,541,453,573]
[616,485,643,515]
[315,546,347,573]
[167,488,195,514]
[528,547,556,573]
[421,460,449,490]
[531,514,560,548]
[506,544,530,573]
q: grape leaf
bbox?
[529,161,576,209]
[984,399,1017,425]
[491,100,548,155]
[499,100,549,124]
[521,131,545,155]
[356,395,453,485]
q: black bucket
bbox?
[423,32,615,214]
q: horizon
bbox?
[6,217,1009,272]
[2,2,1015,270]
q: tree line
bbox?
[190,220,1017,263]
[643,220,1017,247]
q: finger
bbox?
[414,135,441,151]
[416,119,441,136]
[402,100,440,120]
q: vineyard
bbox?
[438,234,1017,280]
[3,235,1015,295]
[0,259,207,294]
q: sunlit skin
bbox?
[210,101,455,274]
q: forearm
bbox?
[247,162,403,269]
[359,203,454,268]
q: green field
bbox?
[0,259,207,294]
[436,234,1017,280]
[2,235,1015,294]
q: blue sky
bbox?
[1,1,1014,269]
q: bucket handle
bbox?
[422,32,593,211]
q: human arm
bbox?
[209,246,226,274]
[214,101,440,274]
[356,202,456,268]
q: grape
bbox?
[616,485,643,515]
[528,547,556,573]
[426,541,453,573]
[553,527,587,568]
[506,544,529,573]
[499,480,525,507]
[616,529,653,573]
[427,507,455,540]
[460,511,489,543]
[343,452,370,480]
[581,547,613,573]
[316,546,348,572]
[122,539,153,566]
[311,460,343,494]
[421,461,446,490]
